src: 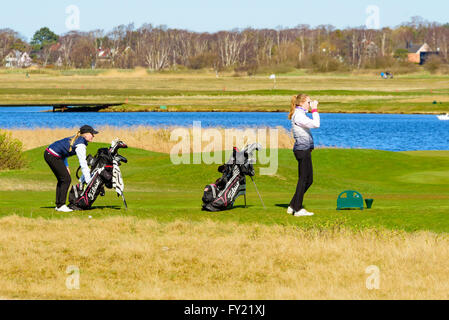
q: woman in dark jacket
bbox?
[44,125,98,212]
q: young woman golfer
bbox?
[287,94,320,216]
[44,125,98,212]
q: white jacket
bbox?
[74,144,92,184]
[291,108,320,150]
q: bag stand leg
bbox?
[244,193,247,208]
[121,193,128,209]
[250,176,266,209]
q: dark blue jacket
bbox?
[48,136,88,158]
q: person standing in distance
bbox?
[44,125,99,212]
[287,94,320,216]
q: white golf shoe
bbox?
[293,208,314,217]
[55,205,73,213]
[287,206,294,214]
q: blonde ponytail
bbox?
[288,95,297,120]
[69,131,81,152]
[288,94,310,119]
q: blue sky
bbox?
[1,0,448,40]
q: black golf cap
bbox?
[80,125,99,135]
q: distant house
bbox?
[50,43,62,52]
[98,47,111,59]
[4,50,20,67]
[406,43,439,65]
[97,47,114,62]
[4,50,32,68]
[95,47,113,68]
[18,52,32,68]
[49,43,64,67]
[362,39,379,58]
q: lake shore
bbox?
[100,105,447,114]
[2,104,446,114]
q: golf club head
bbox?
[114,154,128,164]
[110,138,128,155]
[243,143,262,163]
[243,142,262,155]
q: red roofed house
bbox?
[407,43,439,65]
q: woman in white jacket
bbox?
[287,94,320,216]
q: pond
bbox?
[0,107,447,151]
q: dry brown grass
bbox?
[1,70,447,113]
[7,127,294,153]
[98,67,150,78]
[0,216,448,300]
[1,70,446,91]
[0,178,53,191]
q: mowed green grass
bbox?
[0,70,448,113]
[0,144,448,233]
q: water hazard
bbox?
[0,107,447,151]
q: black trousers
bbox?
[44,150,71,207]
[289,149,313,212]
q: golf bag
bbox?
[68,139,128,210]
[202,143,262,212]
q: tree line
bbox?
[1,16,448,73]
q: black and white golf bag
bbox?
[202,143,262,212]
[68,139,128,210]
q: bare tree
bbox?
[2,18,447,71]
[216,31,247,67]
[139,25,171,70]
[59,32,76,67]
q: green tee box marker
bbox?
[160,105,167,110]
[337,190,364,210]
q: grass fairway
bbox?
[0,145,448,299]
[0,145,448,232]
[0,69,448,113]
